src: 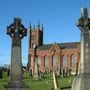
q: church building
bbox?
[27,22,80,76]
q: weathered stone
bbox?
[0,69,3,79]
[7,69,10,76]
[33,57,39,80]
[72,7,90,90]
[52,71,60,90]
[29,69,33,76]
[4,18,29,90]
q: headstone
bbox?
[64,68,67,76]
[0,69,3,79]
[41,72,44,78]
[50,70,53,79]
[61,68,64,77]
[67,69,69,76]
[56,69,60,77]
[39,71,42,79]
[52,71,60,90]
[7,69,10,76]
[72,7,90,90]
[33,57,39,80]
[4,18,29,90]
[29,69,33,76]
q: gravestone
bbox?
[7,69,10,76]
[4,18,29,90]
[33,57,39,80]
[29,69,33,76]
[56,69,60,77]
[61,68,64,77]
[0,69,3,79]
[39,71,42,79]
[52,71,60,90]
[72,7,90,90]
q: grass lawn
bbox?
[0,72,74,90]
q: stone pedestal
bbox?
[33,73,39,80]
[4,18,29,90]
[33,57,39,80]
[4,81,29,90]
[72,8,90,90]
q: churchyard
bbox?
[0,7,90,90]
[0,71,74,90]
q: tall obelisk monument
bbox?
[72,7,90,90]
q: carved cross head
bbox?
[76,7,90,30]
[7,18,27,39]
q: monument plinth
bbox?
[72,7,90,90]
[33,47,40,80]
[4,18,29,90]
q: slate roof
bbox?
[39,42,80,51]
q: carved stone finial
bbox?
[41,24,44,31]
[30,22,32,30]
[33,25,35,29]
[81,7,88,18]
[37,20,40,29]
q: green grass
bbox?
[60,76,74,90]
[0,72,74,90]
[0,72,9,90]
[23,73,53,90]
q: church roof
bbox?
[39,42,80,51]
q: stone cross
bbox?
[7,18,27,82]
[4,18,28,90]
[72,7,90,90]
[33,57,39,80]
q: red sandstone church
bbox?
[27,22,80,76]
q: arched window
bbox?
[38,57,41,66]
[63,55,67,68]
[31,56,33,66]
[71,55,76,74]
[45,56,48,68]
[52,55,58,69]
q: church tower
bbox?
[30,21,43,48]
[27,21,43,70]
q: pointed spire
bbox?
[37,20,40,29]
[41,24,44,31]
[29,22,32,30]
[33,25,35,30]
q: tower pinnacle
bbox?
[37,20,40,29]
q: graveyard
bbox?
[0,71,74,90]
[0,7,90,90]
[0,0,90,89]
[0,18,75,90]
